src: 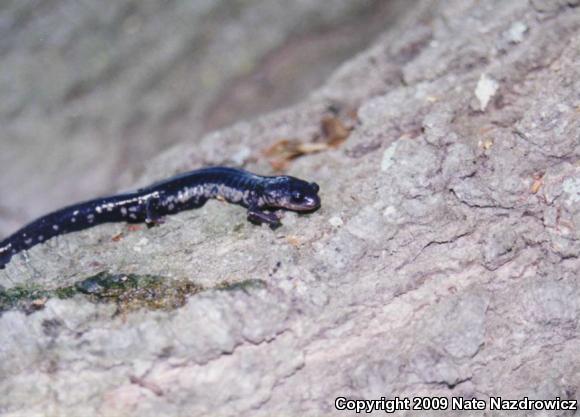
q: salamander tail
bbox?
[0,240,11,269]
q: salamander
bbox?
[0,167,321,269]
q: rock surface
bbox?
[2,0,580,416]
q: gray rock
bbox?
[2,0,580,416]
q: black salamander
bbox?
[0,167,321,269]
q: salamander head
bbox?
[263,176,321,211]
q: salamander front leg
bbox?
[247,208,281,229]
[144,194,165,228]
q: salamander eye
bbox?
[291,191,304,202]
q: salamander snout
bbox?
[288,186,320,211]
[264,177,321,212]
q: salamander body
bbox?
[0,167,320,269]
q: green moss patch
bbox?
[0,273,265,315]
[0,272,202,315]
[0,284,77,314]
[75,272,203,314]
[215,279,267,293]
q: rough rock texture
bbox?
[2,0,580,416]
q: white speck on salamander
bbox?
[121,207,127,216]
[71,218,76,223]
[25,238,32,245]
[87,214,95,223]
[53,225,59,231]
[38,235,44,241]
[73,210,79,216]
